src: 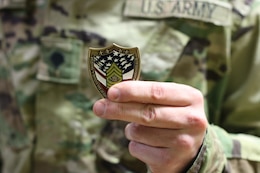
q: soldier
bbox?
[0,0,260,173]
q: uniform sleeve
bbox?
[186,1,260,173]
[187,126,260,173]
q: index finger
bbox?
[93,98,206,129]
[107,81,203,106]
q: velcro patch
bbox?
[124,0,232,26]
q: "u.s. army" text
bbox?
[141,0,217,19]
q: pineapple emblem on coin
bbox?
[88,43,141,98]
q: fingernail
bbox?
[108,87,120,101]
[93,100,106,117]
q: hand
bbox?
[93,81,208,173]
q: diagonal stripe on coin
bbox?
[88,43,141,98]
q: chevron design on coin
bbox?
[88,43,141,98]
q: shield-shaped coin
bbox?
[88,43,141,98]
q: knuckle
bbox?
[141,104,157,124]
[186,109,208,130]
[176,135,193,150]
[189,112,205,125]
[196,116,208,130]
[150,83,165,100]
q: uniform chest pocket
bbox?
[37,37,84,84]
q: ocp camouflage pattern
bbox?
[0,0,260,173]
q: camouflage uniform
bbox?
[0,0,260,173]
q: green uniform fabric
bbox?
[0,0,260,173]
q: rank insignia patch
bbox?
[88,43,141,98]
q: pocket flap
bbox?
[37,37,83,84]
